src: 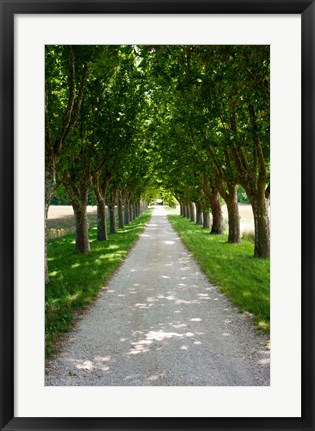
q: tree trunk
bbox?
[93,175,110,241]
[93,185,108,241]
[203,210,210,229]
[134,202,139,218]
[209,190,223,234]
[62,169,91,254]
[96,195,107,241]
[44,205,50,285]
[201,178,223,235]
[132,203,138,219]
[196,203,203,225]
[117,189,124,229]
[44,163,57,284]
[190,202,196,222]
[73,202,90,254]
[186,204,191,220]
[251,184,270,258]
[124,192,131,225]
[225,185,241,243]
[180,204,184,217]
[108,192,117,234]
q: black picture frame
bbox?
[0,0,314,430]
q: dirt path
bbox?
[45,206,269,386]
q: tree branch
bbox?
[45,82,53,156]
[72,62,89,130]
[249,104,266,179]
[54,46,76,155]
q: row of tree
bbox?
[45,44,270,283]
[45,45,152,283]
[143,45,270,257]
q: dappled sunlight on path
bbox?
[46,206,270,386]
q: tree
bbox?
[45,45,88,281]
[46,44,270,266]
[173,45,270,253]
[90,45,148,238]
[204,46,270,256]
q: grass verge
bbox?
[168,214,270,334]
[46,209,152,357]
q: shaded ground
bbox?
[45,206,269,386]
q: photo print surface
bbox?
[44,45,270,387]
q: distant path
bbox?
[46,206,269,386]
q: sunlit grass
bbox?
[168,214,270,334]
[45,209,152,357]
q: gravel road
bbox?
[45,206,270,386]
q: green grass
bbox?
[45,209,152,357]
[241,230,255,244]
[168,214,270,334]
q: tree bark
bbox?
[108,192,117,234]
[73,202,90,254]
[250,183,270,258]
[132,202,138,220]
[201,177,223,235]
[96,195,107,241]
[224,185,241,243]
[44,162,57,284]
[226,200,240,243]
[93,174,111,241]
[124,191,131,225]
[44,205,50,285]
[190,202,196,222]
[134,202,140,218]
[203,211,210,229]
[196,203,203,225]
[180,204,184,217]
[117,189,125,229]
[94,186,107,241]
[62,168,91,253]
[209,190,223,234]
[185,204,191,220]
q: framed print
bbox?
[0,0,314,430]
